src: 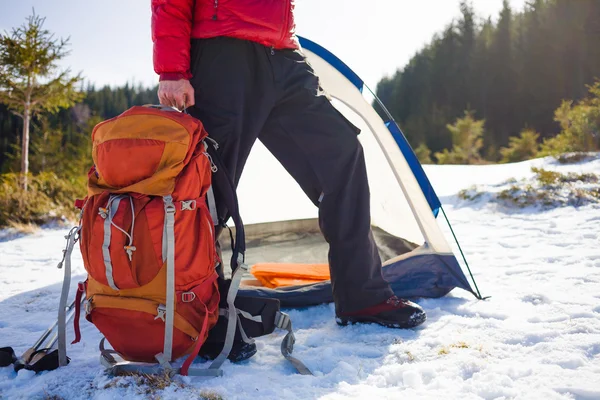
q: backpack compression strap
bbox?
[57,226,81,367]
[155,195,176,369]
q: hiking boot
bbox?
[198,340,257,363]
[336,296,426,329]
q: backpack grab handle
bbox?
[142,104,180,112]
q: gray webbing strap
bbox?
[48,301,80,354]
[102,195,124,290]
[274,311,313,376]
[207,185,219,226]
[108,363,223,377]
[35,298,77,354]
[104,360,224,378]
[57,226,81,367]
[206,261,247,373]
[238,309,263,323]
[184,367,223,377]
[101,338,199,378]
[162,209,168,263]
[217,308,257,345]
[99,338,120,368]
[100,323,224,378]
[219,308,263,324]
[156,195,176,366]
[236,314,255,344]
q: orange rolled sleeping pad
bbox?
[250,263,330,288]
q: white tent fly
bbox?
[232,37,480,305]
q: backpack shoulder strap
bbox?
[181,139,247,376]
[205,140,245,270]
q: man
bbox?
[151,0,426,354]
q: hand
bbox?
[158,79,195,110]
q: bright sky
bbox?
[0,0,527,90]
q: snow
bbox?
[1,156,600,400]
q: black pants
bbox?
[188,37,393,314]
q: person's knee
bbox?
[322,138,367,195]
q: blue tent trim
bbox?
[299,36,441,216]
[298,36,364,91]
[386,122,441,216]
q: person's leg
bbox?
[259,49,395,315]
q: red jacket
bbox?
[151,0,298,81]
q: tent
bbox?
[228,37,482,306]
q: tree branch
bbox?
[9,109,23,118]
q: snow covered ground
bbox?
[1,156,599,400]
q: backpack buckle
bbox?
[84,301,92,316]
[163,196,176,214]
[180,200,197,211]
[155,304,167,322]
[98,207,108,219]
[181,292,196,303]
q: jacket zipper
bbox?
[212,0,218,20]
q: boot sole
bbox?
[228,345,257,363]
[197,341,257,363]
[336,311,426,329]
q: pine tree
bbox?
[456,1,476,109]
[499,129,540,163]
[0,12,83,190]
[486,0,516,148]
[434,110,485,164]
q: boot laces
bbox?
[386,296,405,307]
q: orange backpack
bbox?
[54,105,310,378]
[70,106,221,375]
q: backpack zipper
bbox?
[212,0,218,20]
[202,140,218,172]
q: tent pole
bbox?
[440,206,485,300]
